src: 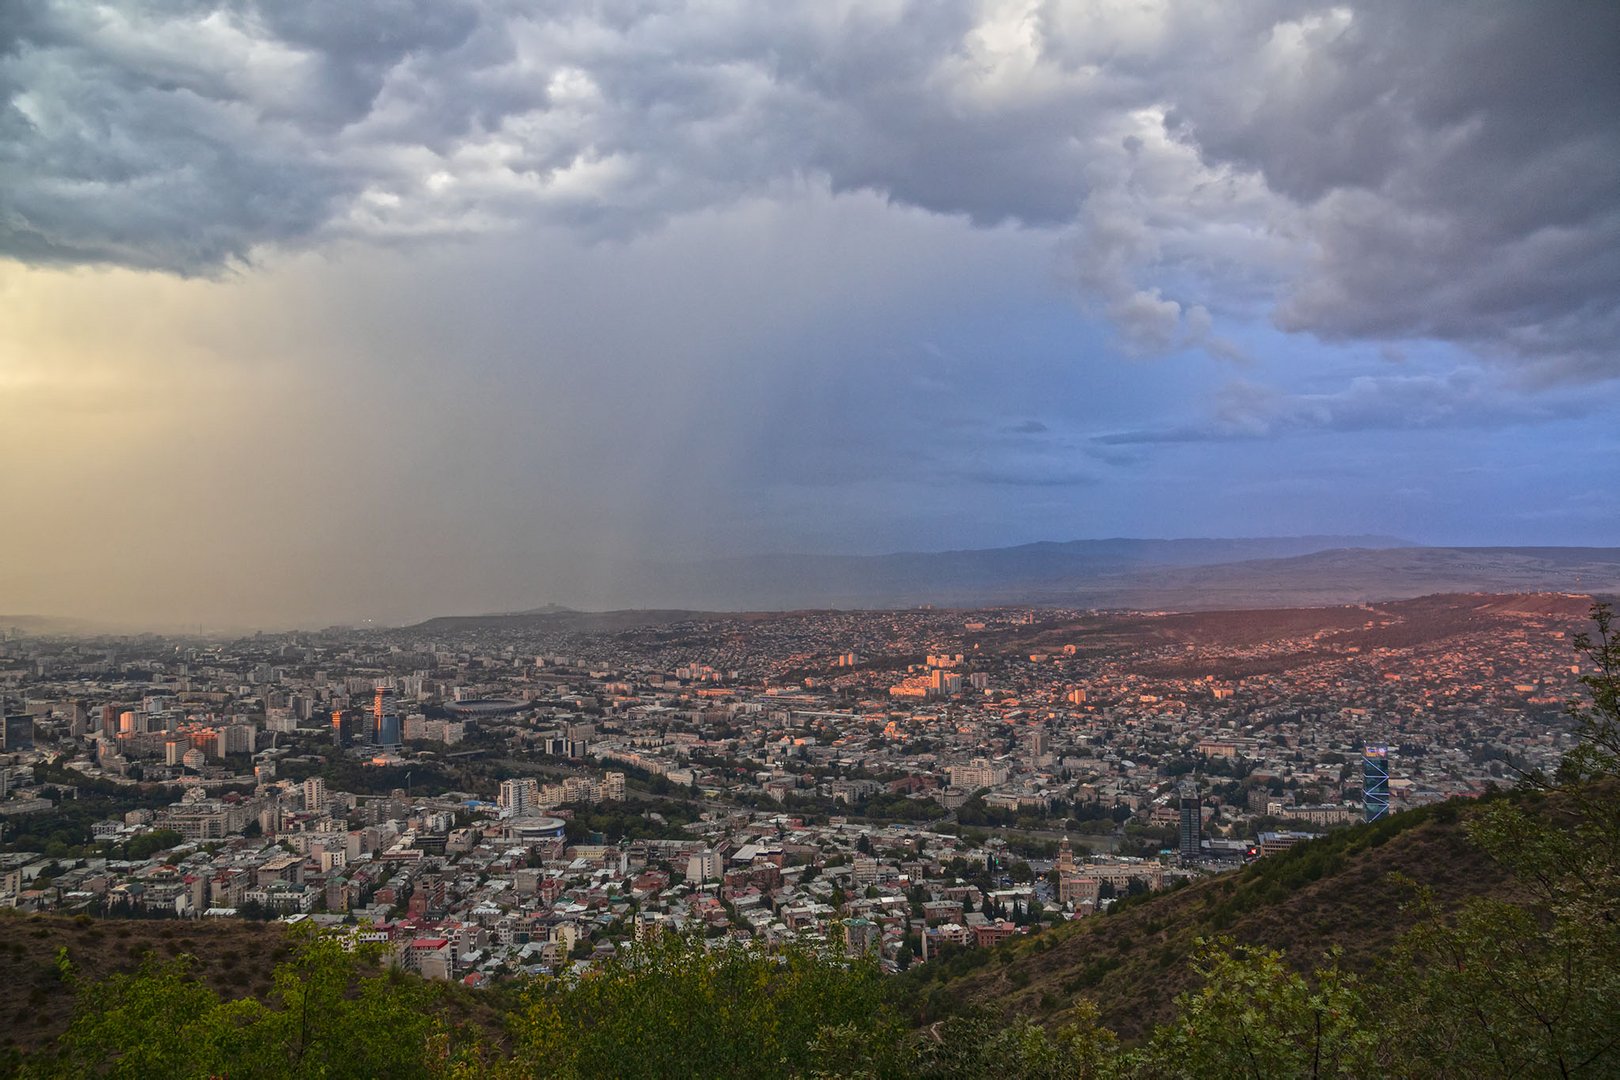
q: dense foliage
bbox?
[507,933,898,1078]
[21,928,481,1079]
[559,796,702,842]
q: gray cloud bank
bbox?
[3,0,1616,375]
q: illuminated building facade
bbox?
[373,687,401,747]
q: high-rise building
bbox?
[303,777,327,814]
[498,778,539,814]
[1,714,34,752]
[1178,784,1201,861]
[1363,745,1390,822]
[220,723,256,756]
[373,687,401,747]
[686,849,719,882]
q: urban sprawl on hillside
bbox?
[0,593,1591,980]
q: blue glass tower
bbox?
[373,686,401,747]
[1363,745,1390,822]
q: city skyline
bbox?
[2,1,1616,628]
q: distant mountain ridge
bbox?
[393,538,1620,624]
[519,537,1617,614]
[1034,545,1620,612]
[591,535,1416,611]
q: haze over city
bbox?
[2,1,1616,629]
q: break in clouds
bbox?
[3,0,1618,379]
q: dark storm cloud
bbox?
[1163,3,1620,378]
[1,1,1616,372]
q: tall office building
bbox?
[1363,745,1390,822]
[1,713,34,752]
[1178,783,1201,862]
[373,687,400,747]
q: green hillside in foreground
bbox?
[909,796,1515,1039]
[0,915,291,1055]
[0,913,505,1061]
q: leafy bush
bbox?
[505,931,899,1079]
[24,926,480,1080]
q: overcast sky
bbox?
[2,0,1617,628]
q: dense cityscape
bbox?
[3,0,1615,1071]
[0,591,1590,983]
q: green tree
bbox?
[1123,941,1378,1078]
[27,954,240,1079]
[504,931,898,1079]
[29,925,482,1080]
[911,1002,1116,1080]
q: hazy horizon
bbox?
[3,1,1616,630]
[3,531,1405,631]
[8,533,1620,635]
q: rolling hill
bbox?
[905,796,1517,1040]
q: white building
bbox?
[498,778,539,814]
